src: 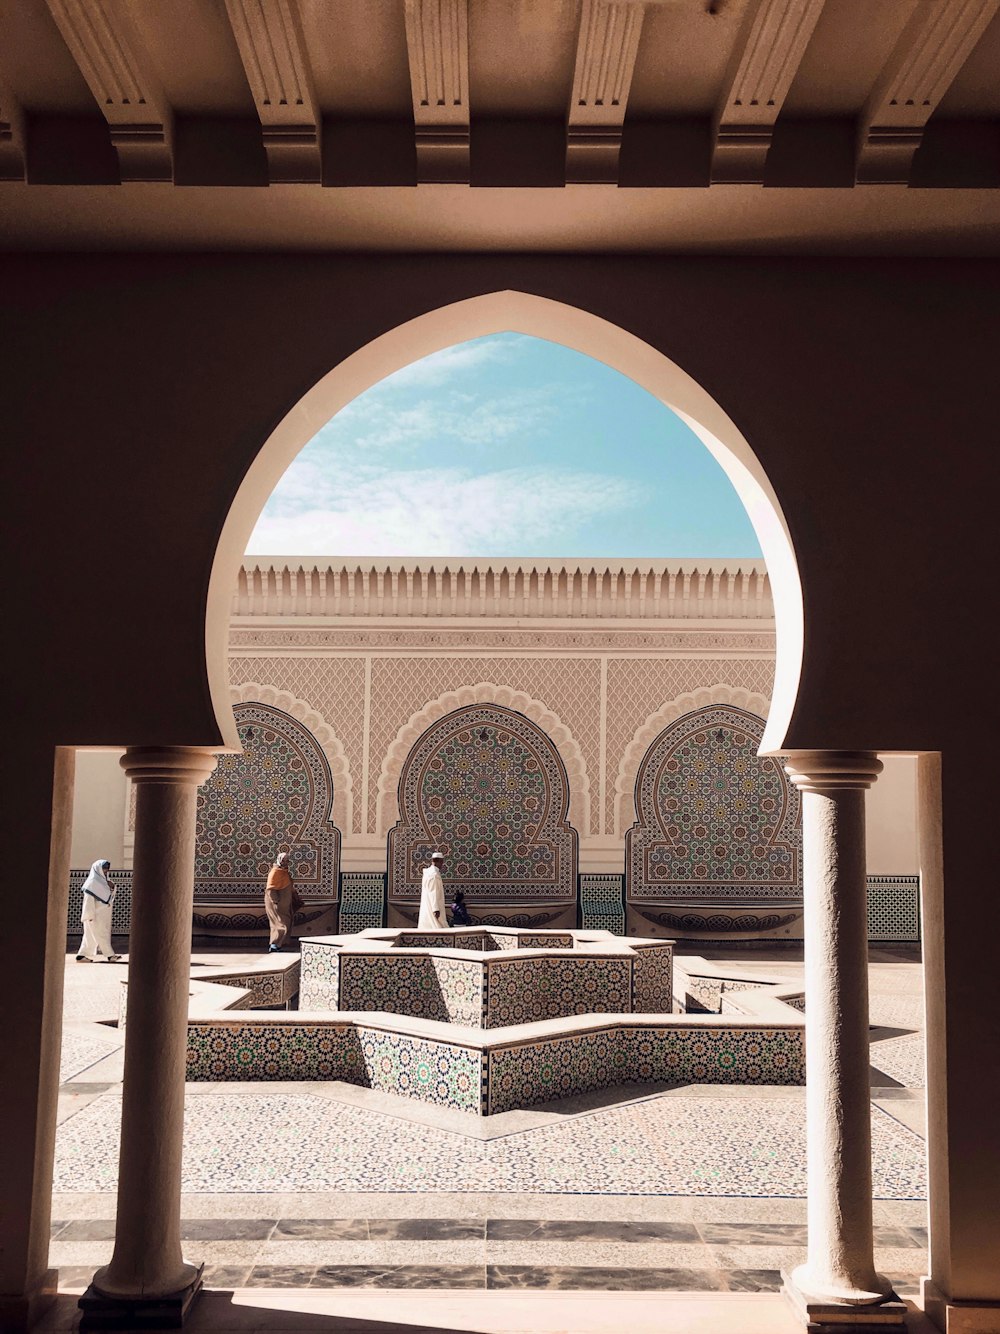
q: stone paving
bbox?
[52,941,929,1296]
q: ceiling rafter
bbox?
[44,0,173,181]
[404,0,470,184]
[567,0,646,185]
[857,0,1000,183]
[712,0,827,184]
[224,0,321,184]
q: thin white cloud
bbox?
[247,466,643,556]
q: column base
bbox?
[782,1270,907,1332]
[922,1278,1000,1333]
[0,1267,58,1332]
[78,1265,203,1330]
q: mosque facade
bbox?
[70,558,918,947]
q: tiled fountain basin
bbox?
[186,1007,806,1115]
[299,928,673,1028]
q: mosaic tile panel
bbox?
[357,1027,483,1114]
[630,944,674,1014]
[484,956,632,1028]
[54,1090,927,1198]
[195,702,340,900]
[67,870,132,935]
[579,874,626,934]
[186,1023,359,1081]
[338,871,385,933]
[340,953,484,1027]
[388,704,579,905]
[867,876,920,942]
[515,933,575,949]
[487,1029,629,1114]
[299,943,341,1010]
[627,706,801,903]
[622,1026,805,1087]
[211,963,300,1008]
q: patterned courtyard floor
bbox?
[54,1087,926,1199]
[52,947,929,1297]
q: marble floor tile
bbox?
[720,1269,784,1292]
[203,1266,255,1289]
[698,1223,808,1246]
[486,1219,701,1243]
[366,1218,486,1240]
[57,1220,116,1242]
[244,1266,317,1288]
[486,1265,725,1291]
[181,1219,277,1240]
[310,1264,485,1288]
[271,1219,369,1240]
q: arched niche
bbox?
[195,701,341,902]
[208,291,801,758]
[386,703,578,913]
[625,705,802,938]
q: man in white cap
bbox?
[417,850,447,929]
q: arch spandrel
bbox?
[195,701,341,900]
[387,703,579,906]
[626,705,801,907]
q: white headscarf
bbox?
[81,859,114,904]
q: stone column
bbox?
[81,746,216,1329]
[782,751,904,1331]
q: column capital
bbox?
[120,746,217,786]
[783,750,883,794]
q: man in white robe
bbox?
[77,859,120,962]
[417,851,447,929]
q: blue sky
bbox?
[247,334,761,558]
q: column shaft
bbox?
[784,751,896,1316]
[92,747,216,1303]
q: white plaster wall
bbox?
[866,754,918,874]
[70,750,127,869]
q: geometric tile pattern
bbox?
[579,874,626,933]
[627,706,801,902]
[869,1034,925,1089]
[59,1030,123,1083]
[867,876,920,942]
[67,870,132,935]
[302,940,646,1029]
[53,1090,926,1198]
[183,1012,803,1116]
[339,954,485,1027]
[338,872,386,934]
[388,704,579,905]
[299,933,668,1029]
[630,944,674,1014]
[195,702,341,900]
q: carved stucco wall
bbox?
[227,633,774,841]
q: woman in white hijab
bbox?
[77,859,120,963]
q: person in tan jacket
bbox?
[264,851,295,953]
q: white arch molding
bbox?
[229,682,353,834]
[209,292,802,754]
[614,685,772,838]
[375,683,590,838]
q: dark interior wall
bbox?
[3,253,997,752]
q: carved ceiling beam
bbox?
[224,0,321,184]
[857,0,999,184]
[45,0,173,180]
[404,0,470,183]
[712,0,827,184]
[566,0,646,184]
[0,86,25,181]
